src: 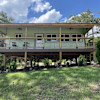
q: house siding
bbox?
[0,27,85,49]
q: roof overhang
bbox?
[0,23,99,28]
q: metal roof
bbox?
[0,23,99,28]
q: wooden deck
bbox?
[0,48,95,53]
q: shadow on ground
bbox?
[0,67,100,100]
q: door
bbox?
[36,34,43,48]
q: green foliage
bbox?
[9,61,17,71]
[96,40,100,64]
[67,8,99,23]
[0,11,14,23]
[78,55,86,66]
[42,58,52,67]
[95,36,100,42]
[6,59,17,71]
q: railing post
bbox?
[43,37,44,49]
[25,52,27,67]
[59,51,62,65]
[76,37,78,48]
[3,54,6,67]
[9,38,10,49]
[60,27,62,49]
[84,34,86,49]
[25,27,27,49]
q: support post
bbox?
[25,52,27,67]
[75,57,78,65]
[92,28,96,62]
[76,37,78,48]
[3,54,6,67]
[43,36,44,49]
[9,38,10,49]
[93,51,96,62]
[25,27,28,49]
[84,34,86,48]
[60,27,62,49]
[30,55,33,67]
[86,54,87,65]
[59,51,62,65]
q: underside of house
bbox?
[0,23,98,67]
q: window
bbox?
[72,35,76,41]
[37,35,42,40]
[72,34,82,42]
[61,34,70,42]
[15,34,22,38]
[77,35,82,42]
[12,42,17,47]
[47,34,56,42]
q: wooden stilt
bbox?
[86,54,87,64]
[3,54,6,67]
[93,51,96,62]
[75,57,78,65]
[25,52,27,67]
[59,51,62,65]
[76,37,78,48]
[30,55,33,67]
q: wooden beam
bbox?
[75,57,78,65]
[43,35,44,49]
[76,37,78,48]
[93,51,96,62]
[25,27,27,49]
[9,38,10,49]
[24,52,27,67]
[59,51,62,64]
[30,55,33,67]
[60,27,62,48]
[84,34,86,48]
[0,37,94,39]
[3,54,6,67]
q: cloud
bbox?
[29,9,62,23]
[0,0,52,22]
[32,1,52,13]
[0,0,34,22]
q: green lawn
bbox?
[0,67,100,100]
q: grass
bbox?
[0,66,100,100]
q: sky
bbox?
[0,0,100,23]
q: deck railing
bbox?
[0,37,94,49]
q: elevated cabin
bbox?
[0,23,98,67]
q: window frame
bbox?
[46,34,57,42]
[15,33,22,38]
[61,34,70,42]
[72,34,83,42]
[77,34,83,42]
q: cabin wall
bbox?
[0,27,85,49]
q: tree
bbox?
[0,11,14,23]
[67,8,98,23]
[96,40,100,64]
[0,11,14,67]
